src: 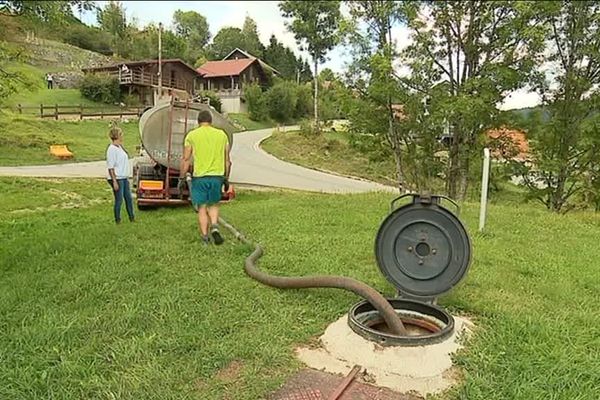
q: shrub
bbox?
[295,83,312,119]
[244,83,268,121]
[201,91,222,113]
[266,81,298,123]
[79,74,121,104]
[64,25,114,56]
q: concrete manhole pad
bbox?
[268,369,421,400]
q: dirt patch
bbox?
[215,360,244,382]
[268,369,420,400]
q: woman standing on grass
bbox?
[106,125,135,224]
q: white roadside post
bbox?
[479,148,491,232]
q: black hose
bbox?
[218,217,408,335]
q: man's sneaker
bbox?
[211,229,224,245]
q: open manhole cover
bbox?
[268,369,421,400]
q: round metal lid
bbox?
[375,195,471,298]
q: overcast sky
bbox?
[78,1,540,110]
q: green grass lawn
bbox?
[1,177,599,399]
[227,113,277,132]
[262,130,398,186]
[6,88,111,112]
[0,113,140,166]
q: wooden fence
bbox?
[6,104,146,120]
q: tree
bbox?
[129,24,186,60]
[280,0,341,133]
[207,17,264,60]
[263,35,301,81]
[343,0,410,190]
[208,27,245,60]
[0,1,94,23]
[97,1,129,57]
[400,1,548,200]
[241,16,265,57]
[173,10,210,63]
[518,1,600,212]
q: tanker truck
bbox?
[133,100,238,209]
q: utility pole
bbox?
[158,22,163,102]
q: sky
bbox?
[78,1,540,110]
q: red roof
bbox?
[197,59,256,78]
[487,128,530,161]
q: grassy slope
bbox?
[227,113,277,132]
[0,113,140,166]
[1,178,599,399]
[6,88,107,110]
[262,130,398,186]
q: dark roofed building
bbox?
[197,48,279,113]
[82,59,203,106]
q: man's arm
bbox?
[180,145,193,178]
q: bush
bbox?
[201,91,222,113]
[63,25,114,56]
[79,74,121,104]
[295,83,312,119]
[266,81,298,123]
[244,83,268,121]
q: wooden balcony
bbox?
[107,70,192,93]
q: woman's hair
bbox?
[108,123,123,141]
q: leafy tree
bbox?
[173,10,210,63]
[263,35,301,81]
[208,27,245,60]
[241,16,264,57]
[319,67,336,82]
[97,1,130,57]
[280,0,341,133]
[298,58,313,83]
[343,0,411,190]
[0,0,94,23]
[63,24,114,55]
[517,1,600,212]
[397,1,548,200]
[208,17,264,60]
[129,24,186,60]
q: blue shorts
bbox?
[191,176,224,206]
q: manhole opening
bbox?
[367,316,440,336]
[348,299,455,346]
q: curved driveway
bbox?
[0,127,396,194]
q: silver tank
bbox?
[139,101,237,170]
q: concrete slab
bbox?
[295,314,473,397]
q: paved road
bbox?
[0,127,395,194]
[230,127,394,193]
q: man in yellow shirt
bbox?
[180,110,231,245]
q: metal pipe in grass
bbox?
[218,217,408,336]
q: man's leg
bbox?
[198,205,210,243]
[208,204,224,245]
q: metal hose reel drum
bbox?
[348,194,472,346]
[376,194,472,301]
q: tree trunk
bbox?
[313,59,319,133]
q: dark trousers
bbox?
[47,81,53,89]
[107,179,134,222]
